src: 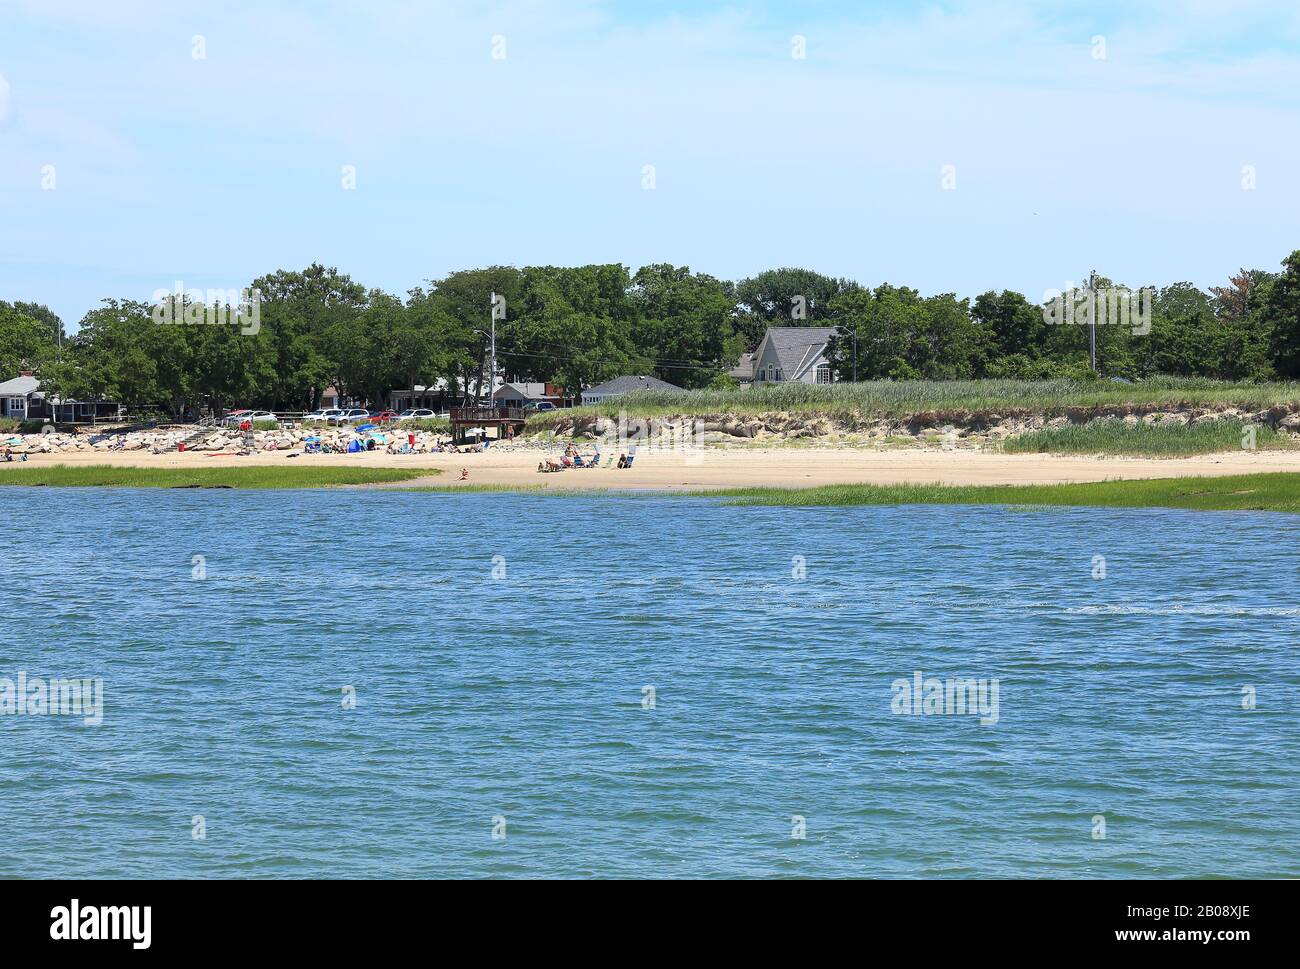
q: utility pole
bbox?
[1087,269,1098,372]
[488,292,498,405]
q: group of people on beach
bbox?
[537,443,635,473]
[297,434,488,456]
[2,447,28,463]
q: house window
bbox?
[816,364,832,384]
[7,397,25,417]
[765,367,783,382]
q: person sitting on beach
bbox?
[617,453,627,468]
[2,447,11,462]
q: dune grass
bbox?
[1001,418,1298,457]
[0,465,435,489]
[710,473,1300,513]
[528,377,1300,427]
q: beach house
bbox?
[492,382,570,408]
[580,375,684,405]
[746,327,838,385]
[0,371,122,424]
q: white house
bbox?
[745,327,838,385]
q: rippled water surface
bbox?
[1,489,1297,878]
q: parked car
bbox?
[525,401,557,412]
[304,408,344,423]
[369,410,398,423]
[223,409,278,426]
[335,408,371,425]
[396,408,437,422]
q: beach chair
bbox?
[603,454,615,468]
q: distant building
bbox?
[389,380,458,413]
[727,352,755,389]
[0,372,122,424]
[748,327,837,385]
[492,382,569,407]
[580,375,684,405]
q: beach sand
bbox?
[8,445,1300,490]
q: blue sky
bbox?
[2,0,1299,329]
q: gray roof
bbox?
[728,353,755,380]
[0,375,39,396]
[582,375,684,397]
[759,327,838,378]
[495,382,550,400]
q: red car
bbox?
[369,410,398,423]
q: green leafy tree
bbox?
[0,303,59,377]
[734,268,857,347]
[629,264,737,388]
[252,264,367,409]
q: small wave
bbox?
[1064,604,1300,617]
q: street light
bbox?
[1087,269,1098,372]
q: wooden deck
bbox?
[449,405,527,440]
[450,405,525,424]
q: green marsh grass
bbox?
[528,377,1300,427]
[1002,418,1297,457]
[711,473,1300,513]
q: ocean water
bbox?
[0,488,1296,879]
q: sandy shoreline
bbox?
[6,445,1300,490]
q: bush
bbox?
[0,418,54,434]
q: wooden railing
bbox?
[450,405,525,423]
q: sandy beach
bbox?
[8,445,1300,490]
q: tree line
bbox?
[3,251,1300,414]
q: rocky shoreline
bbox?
[6,402,1300,456]
[540,403,1300,448]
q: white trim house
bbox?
[747,327,838,385]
